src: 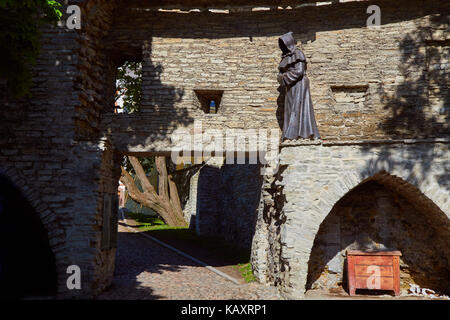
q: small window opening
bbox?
[194,89,223,114]
[115,61,142,113]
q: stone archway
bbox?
[298,169,450,296]
[275,142,449,298]
[316,169,449,227]
[305,174,450,295]
[0,168,59,298]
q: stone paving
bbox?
[97,224,282,300]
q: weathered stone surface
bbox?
[103,0,448,152]
[0,0,448,299]
[307,181,450,295]
[255,142,449,298]
[195,163,262,249]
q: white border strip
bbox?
[121,216,242,285]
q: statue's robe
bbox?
[278,32,320,140]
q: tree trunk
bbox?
[120,155,187,227]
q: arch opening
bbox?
[306,176,450,296]
[0,174,57,299]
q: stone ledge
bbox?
[280,137,450,148]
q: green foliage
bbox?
[116,62,150,175]
[0,0,62,98]
[235,263,256,283]
[122,156,155,176]
[127,212,179,230]
[115,61,142,113]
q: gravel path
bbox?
[97,224,281,300]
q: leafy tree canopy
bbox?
[122,156,155,176]
[116,61,152,175]
[0,0,62,98]
[115,61,142,113]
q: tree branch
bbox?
[128,155,156,194]
[156,156,169,200]
[120,166,168,215]
[168,174,186,226]
[120,166,143,201]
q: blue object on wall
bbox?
[209,100,216,114]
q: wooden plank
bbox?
[393,256,401,296]
[355,265,393,277]
[354,255,393,265]
[347,256,356,296]
[347,249,402,256]
[355,276,394,290]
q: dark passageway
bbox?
[0,174,57,299]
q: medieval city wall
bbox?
[0,0,119,298]
[194,164,263,249]
[252,141,449,298]
[105,0,448,154]
[0,0,448,299]
[0,7,83,297]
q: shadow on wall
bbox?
[306,179,450,295]
[104,37,193,152]
[97,228,182,300]
[195,164,263,249]
[0,174,57,299]
[316,10,450,297]
[377,13,449,138]
[362,12,449,192]
[112,0,445,41]
[103,0,449,150]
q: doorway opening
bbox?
[0,174,57,299]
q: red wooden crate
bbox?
[346,249,401,296]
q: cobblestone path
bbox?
[97,224,281,300]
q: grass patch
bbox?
[126,212,187,231]
[235,263,256,283]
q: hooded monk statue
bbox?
[277,32,320,140]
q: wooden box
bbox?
[346,249,401,296]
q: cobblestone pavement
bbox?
[97,224,282,300]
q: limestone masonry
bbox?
[0,0,448,298]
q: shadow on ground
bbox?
[98,228,194,300]
[98,218,251,299]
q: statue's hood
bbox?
[278,32,306,70]
[279,32,296,54]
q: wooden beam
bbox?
[120,0,319,10]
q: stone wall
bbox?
[306,181,450,295]
[0,0,448,299]
[195,163,263,248]
[76,0,118,138]
[251,141,449,298]
[57,0,120,297]
[0,0,83,297]
[104,0,448,154]
[184,169,201,229]
[0,0,121,297]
